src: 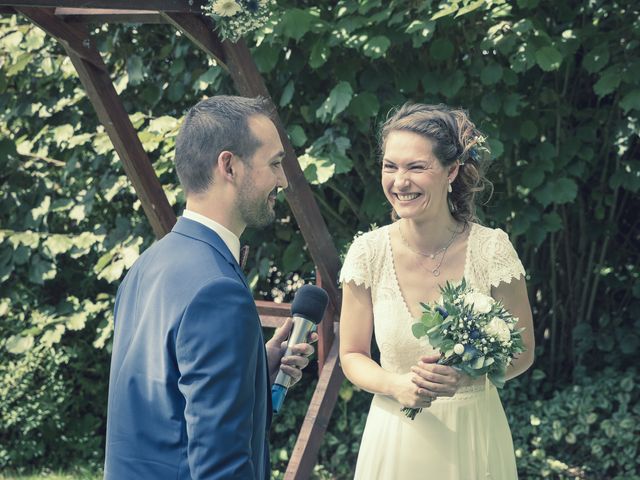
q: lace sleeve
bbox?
[489,228,526,287]
[339,235,371,289]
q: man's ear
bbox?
[217,151,238,182]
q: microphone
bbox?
[271,284,329,414]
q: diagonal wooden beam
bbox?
[284,329,344,480]
[17,7,176,238]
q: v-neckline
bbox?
[386,222,475,321]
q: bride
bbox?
[339,103,535,479]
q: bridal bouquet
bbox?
[203,0,276,42]
[402,278,525,420]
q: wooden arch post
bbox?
[0,2,345,479]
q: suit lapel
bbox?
[172,217,249,289]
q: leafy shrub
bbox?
[505,367,639,479]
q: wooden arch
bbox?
[0,2,345,478]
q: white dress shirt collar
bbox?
[182,209,241,263]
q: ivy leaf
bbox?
[481,92,501,114]
[6,52,33,77]
[487,138,504,159]
[440,71,466,98]
[583,44,609,74]
[147,116,178,134]
[253,43,280,73]
[620,89,640,112]
[503,93,523,117]
[455,0,485,17]
[282,238,304,272]
[431,4,458,20]
[520,120,538,141]
[280,8,315,41]
[287,125,307,147]
[534,178,577,207]
[480,63,503,85]
[543,211,563,232]
[535,46,563,71]
[5,335,34,355]
[298,153,335,184]
[43,235,74,256]
[41,324,65,347]
[28,254,56,285]
[430,38,454,61]
[309,41,330,69]
[195,67,221,91]
[66,312,88,331]
[126,55,145,86]
[316,81,353,122]
[363,36,391,59]
[97,259,125,283]
[405,20,436,47]
[522,167,544,189]
[348,92,380,120]
[52,125,74,146]
[279,80,295,108]
[594,71,620,97]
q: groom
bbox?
[104,96,314,479]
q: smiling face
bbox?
[381,130,452,221]
[236,114,287,228]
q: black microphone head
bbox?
[291,285,329,325]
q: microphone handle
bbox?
[271,315,316,413]
[273,315,316,389]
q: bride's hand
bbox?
[389,372,436,409]
[410,355,468,398]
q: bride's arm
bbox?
[339,281,440,407]
[339,280,393,394]
[491,275,535,381]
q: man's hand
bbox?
[265,317,317,385]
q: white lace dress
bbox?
[340,222,525,480]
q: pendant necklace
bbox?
[398,222,461,277]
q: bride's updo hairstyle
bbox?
[380,102,492,224]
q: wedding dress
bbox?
[340,222,525,480]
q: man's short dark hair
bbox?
[174,95,272,194]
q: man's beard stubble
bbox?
[237,178,276,228]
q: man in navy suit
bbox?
[104,96,313,479]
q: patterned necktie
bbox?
[239,245,250,270]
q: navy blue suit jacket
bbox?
[104,217,271,479]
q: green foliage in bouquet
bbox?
[404,279,525,419]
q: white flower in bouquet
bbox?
[212,0,242,16]
[463,291,494,314]
[485,317,511,344]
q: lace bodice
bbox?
[339,222,525,375]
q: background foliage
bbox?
[1,0,639,477]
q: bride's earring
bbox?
[447,180,452,193]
